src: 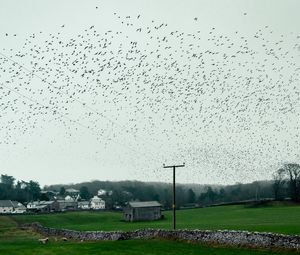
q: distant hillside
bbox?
[45,180,210,196]
[44,179,275,209]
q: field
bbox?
[11,203,300,234]
[1,203,300,255]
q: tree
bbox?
[162,188,172,209]
[206,186,217,203]
[253,181,261,201]
[198,186,217,205]
[273,168,285,200]
[219,188,226,201]
[230,184,242,201]
[59,186,66,196]
[284,163,300,202]
[79,186,91,200]
[0,175,16,200]
[152,193,160,201]
[1,174,15,188]
[27,181,41,201]
[187,188,196,203]
[175,186,188,208]
[40,192,50,201]
[15,181,29,203]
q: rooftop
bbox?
[128,201,162,208]
[0,200,13,207]
[11,201,26,209]
[66,188,79,193]
[0,200,25,208]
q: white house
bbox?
[64,195,75,201]
[90,196,105,210]
[27,201,39,209]
[97,189,107,196]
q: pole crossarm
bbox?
[163,164,185,168]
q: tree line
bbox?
[0,175,41,203]
[272,163,300,202]
[1,162,299,208]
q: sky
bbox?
[0,0,299,186]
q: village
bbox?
[0,188,106,214]
[1,0,300,254]
[0,187,163,222]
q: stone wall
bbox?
[22,223,300,250]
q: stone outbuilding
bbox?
[57,200,78,211]
[123,201,162,222]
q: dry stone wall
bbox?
[22,223,300,250]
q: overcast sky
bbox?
[0,0,299,186]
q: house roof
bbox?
[0,200,26,209]
[128,201,161,208]
[33,205,48,209]
[64,195,75,201]
[41,201,55,205]
[66,188,79,193]
[78,201,90,205]
[57,200,77,204]
[0,200,13,207]
[91,196,104,202]
[27,201,54,206]
[41,190,57,194]
[11,201,26,209]
[27,201,40,205]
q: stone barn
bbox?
[123,201,162,222]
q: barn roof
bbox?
[0,200,13,207]
[128,201,161,208]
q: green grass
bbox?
[11,203,300,235]
[0,216,299,255]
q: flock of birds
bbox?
[0,11,300,184]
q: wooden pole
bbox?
[163,163,185,230]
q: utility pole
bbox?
[163,163,185,230]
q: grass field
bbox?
[1,216,300,255]
[11,203,300,234]
[2,203,300,254]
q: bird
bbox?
[0,11,299,184]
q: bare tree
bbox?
[284,163,300,202]
[272,168,285,200]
